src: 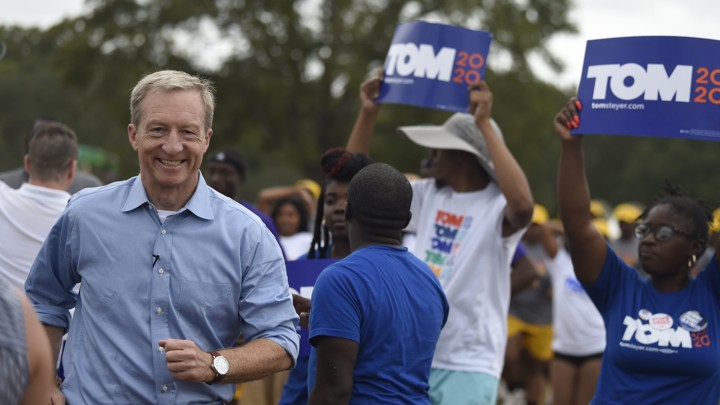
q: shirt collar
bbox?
[18,183,72,202]
[121,172,214,221]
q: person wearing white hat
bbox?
[345,76,534,404]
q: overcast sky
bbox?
[1,0,718,88]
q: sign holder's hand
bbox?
[554,97,583,144]
[468,80,493,126]
[359,68,383,113]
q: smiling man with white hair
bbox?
[25,70,299,404]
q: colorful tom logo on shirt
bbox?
[377,21,492,113]
[425,210,472,280]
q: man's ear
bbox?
[203,128,213,152]
[345,202,352,222]
[128,124,139,151]
[67,160,77,182]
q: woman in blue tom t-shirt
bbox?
[554,97,720,404]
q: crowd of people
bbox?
[1,67,720,405]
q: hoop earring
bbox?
[688,254,697,269]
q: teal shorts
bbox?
[429,368,498,405]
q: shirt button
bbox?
[158,268,165,274]
[159,346,165,353]
[161,229,167,235]
[162,384,168,392]
[156,307,163,315]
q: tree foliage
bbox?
[2,0,717,210]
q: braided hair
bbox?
[639,180,713,245]
[307,148,373,258]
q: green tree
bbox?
[14,0,574,186]
[209,0,578,184]
[20,1,695,211]
[0,26,112,172]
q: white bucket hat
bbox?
[397,113,504,180]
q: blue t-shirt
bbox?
[309,244,449,404]
[584,246,720,404]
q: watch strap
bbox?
[208,351,224,385]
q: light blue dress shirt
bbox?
[26,174,299,404]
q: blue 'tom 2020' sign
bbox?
[377,21,492,113]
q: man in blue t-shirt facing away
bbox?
[308,162,449,404]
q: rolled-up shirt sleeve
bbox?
[238,226,300,365]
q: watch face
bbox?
[213,355,230,375]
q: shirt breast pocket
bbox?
[174,275,235,323]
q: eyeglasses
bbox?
[633,223,695,242]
